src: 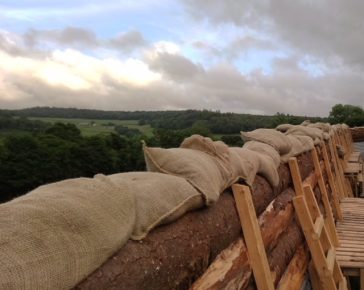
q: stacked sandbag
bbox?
[0,171,206,289]
[143,143,232,205]
[241,128,292,155]
[0,177,135,290]
[106,172,203,240]
[1,121,341,290]
[75,151,315,290]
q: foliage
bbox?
[329,104,364,126]
[220,135,244,147]
[0,105,352,203]
[114,125,141,137]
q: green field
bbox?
[28,117,154,137]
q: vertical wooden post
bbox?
[232,184,275,290]
[312,146,340,247]
[322,143,343,220]
[288,157,304,196]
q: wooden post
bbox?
[232,184,275,290]
[322,143,343,220]
[288,157,304,196]
[312,146,340,246]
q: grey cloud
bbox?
[24,27,98,48]
[267,0,364,66]
[147,53,204,81]
[22,27,148,53]
[225,36,276,59]
[192,41,222,58]
[182,0,266,27]
[0,33,23,56]
[3,54,363,116]
[109,30,147,52]
[181,0,364,68]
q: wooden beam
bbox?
[322,143,343,220]
[289,157,304,196]
[276,244,310,290]
[312,146,340,247]
[232,184,274,290]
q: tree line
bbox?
[0,104,363,203]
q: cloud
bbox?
[147,52,204,81]
[109,30,147,52]
[1,43,363,116]
[1,2,364,117]
[24,27,98,48]
[181,0,364,68]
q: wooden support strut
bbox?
[322,143,343,220]
[232,184,275,290]
[312,146,340,247]
[289,157,347,290]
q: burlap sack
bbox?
[240,129,292,155]
[180,134,231,170]
[307,122,331,133]
[276,123,294,133]
[180,135,229,162]
[243,140,281,167]
[0,177,135,290]
[280,135,314,162]
[229,147,279,187]
[285,125,324,145]
[106,172,203,240]
[143,145,231,205]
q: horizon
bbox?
[1,1,364,117]
[3,105,329,118]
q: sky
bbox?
[0,1,363,116]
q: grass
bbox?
[28,117,154,137]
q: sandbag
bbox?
[241,129,292,155]
[180,135,230,164]
[243,140,281,167]
[285,125,324,145]
[229,147,279,187]
[280,135,314,163]
[106,172,203,240]
[143,145,232,205]
[0,176,135,290]
[276,123,294,133]
[307,122,331,133]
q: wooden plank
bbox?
[288,157,304,196]
[314,216,325,240]
[327,248,336,273]
[232,184,274,290]
[293,195,337,288]
[322,143,343,220]
[312,146,339,246]
[338,261,364,268]
[309,261,324,290]
[329,139,347,199]
[276,244,310,290]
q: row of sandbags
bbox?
[0,121,349,289]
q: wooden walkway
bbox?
[337,198,364,271]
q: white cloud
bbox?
[1,1,364,116]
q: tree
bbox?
[329,104,364,125]
[45,123,81,140]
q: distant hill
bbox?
[1,107,327,134]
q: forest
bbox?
[0,104,363,203]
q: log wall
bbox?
[350,127,364,142]
[75,152,314,290]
